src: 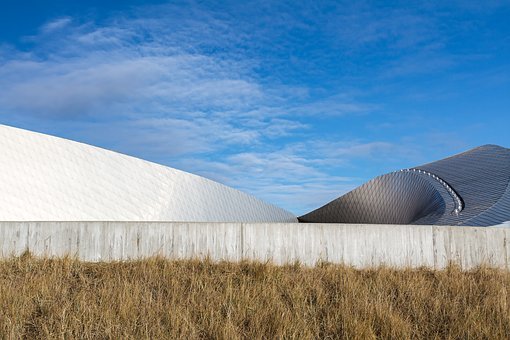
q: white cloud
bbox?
[0,51,267,118]
[40,17,72,34]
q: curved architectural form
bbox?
[299,145,510,226]
[0,125,297,222]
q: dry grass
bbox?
[0,254,509,339]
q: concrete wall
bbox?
[0,222,509,269]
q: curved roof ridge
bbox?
[0,124,226,189]
[418,144,508,169]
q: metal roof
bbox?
[299,145,510,226]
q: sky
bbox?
[0,0,509,215]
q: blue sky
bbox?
[0,1,509,215]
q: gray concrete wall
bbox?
[0,222,508,269]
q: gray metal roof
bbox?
[299,145,510,226]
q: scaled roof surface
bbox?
[0,124,297,222]
[299,145,510,226]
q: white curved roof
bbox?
[0,124,297,222]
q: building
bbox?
[0,124,297,222]
[299,145,510,226]
[1,124,508,226]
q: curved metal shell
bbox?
[300,145,510,226]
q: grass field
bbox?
[0,254,509,339]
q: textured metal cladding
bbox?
[299,144,510,226]
[299,171,446,224]
[0,125,297,222]
[415,145,510,226]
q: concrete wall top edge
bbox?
[0,221,499,229]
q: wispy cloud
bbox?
[40,17,72,34]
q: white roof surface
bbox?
[0,124,297,222]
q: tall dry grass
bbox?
[0,253,509,339]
